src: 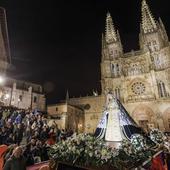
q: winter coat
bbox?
[3,155,26,170]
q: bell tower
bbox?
[139,0,169,70]
[101,12,123,99]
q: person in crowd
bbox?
[23,143,34,166]
[14,124,24,145]
[47,128,56,145]
[0,145,8,170]
[3,146,26,170]
[0,105,75,168]
[6,134,15,145]
[3,144,17,166]
[40,127,49,142]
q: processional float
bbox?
[95,93,142,147]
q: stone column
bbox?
[150,70,159,99]
[28,86,32,110]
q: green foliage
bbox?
[48,133,160,169]
[49,134,118,168]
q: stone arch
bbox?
[162,107,170,132]
[132,104,155,131]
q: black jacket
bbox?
[3,155,26,170]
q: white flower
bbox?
[89,152,93,157]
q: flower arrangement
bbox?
[149,129,170,152]
[150,129,165,144]
[48,133,158,170]
[49,134,118,168]
[130,134,147,152]
[119,134,154,169]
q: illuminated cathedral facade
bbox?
[100,0,170,131]
[48,0,170,133]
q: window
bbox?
[116,64,119,73]
[56,107,58,111]
[158,81,167,97]
[19,95,22,102]
[109,50,114,59]
[148,42,151,46]
[131,82,146,95]
[154,46,157,51]
[111,64,114,73]
[115,87,120,99]
[153,41,156,45]
[84,104,90,110]
[33,96,37,103]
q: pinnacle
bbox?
[105,12,117,43]
[141,0,157,33]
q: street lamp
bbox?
[0,76,5,84]
[4,93,10,100]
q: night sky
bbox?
[0,0,170,104]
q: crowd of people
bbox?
[0,106,74,170]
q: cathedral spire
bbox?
[65,89,69,104]
[141,0,157,33]
[105,12,117,43]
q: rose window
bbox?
[131,82,145,95]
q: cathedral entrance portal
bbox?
[138,120,149,131]
[132,105,155,132]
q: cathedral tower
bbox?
[101,12,123,99]
[58,0,170,133]
[139,0,169,70]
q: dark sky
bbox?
[0,0,170,104]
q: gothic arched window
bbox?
[116,64,119,76]
[158,81,167,97]
[111,64,114,72]
[115,87,120,99]
[111,63,121,77]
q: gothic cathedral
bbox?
[50,0,170,133]
[100,0,170,131]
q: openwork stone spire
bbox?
[105,12,117,43]
[141,0,157,33]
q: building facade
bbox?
[49,0,170,133]
[0,78,46,111]
[47,102,84,133]
[0,7,46,111]
[100,0,170,132]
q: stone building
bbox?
[100,0,170,132]
[48,0,170,133]
[0,78,46,111]
[47,101,84,133]
[0,7,46,111]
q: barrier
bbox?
[26,161,49,170]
